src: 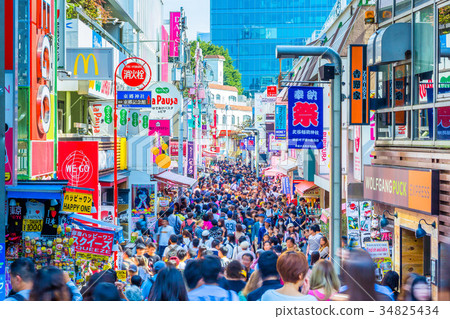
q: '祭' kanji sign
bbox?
[71,229,114,256]
[287,86,323,149]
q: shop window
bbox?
[374,64,392,109]
[394,110,410,139]
[413,6,434,104]
[377,112,393,139]
[413,108,433,140]
[436,106,450,140]
[414,0,430,7]
[438,5,450,98]
[394,64,411,107]
[222,115,227,125]
[232,115,235,125]
[378,0,393,23]
[395,0,411,16]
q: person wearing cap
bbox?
[284,223,299,243]
[156,218,175,257]
[201,229,212,248]
[236,241,256,262]
[140,260,166,300]
[258,218,272,248]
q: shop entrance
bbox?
[400,227,431,285]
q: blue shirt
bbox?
[188,284,239,301]
[339,284,394,301]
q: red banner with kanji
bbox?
[71,229,114,256]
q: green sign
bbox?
[142,115,149,129]
[132,112,139,127]
[104,105,113,124]
[155,87,170,94]
[119,109,127,126]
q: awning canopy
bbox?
[263,167,287,177]
[294,181,319,196]
[7,181,68,200]
[203,150,219,157]
[153,170,198,188]
[277,159,298,175]
[67,213,123,232]
[99,170,130,187]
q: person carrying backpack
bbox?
[163,235,183,261]
[182,212,196,235]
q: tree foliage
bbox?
[67,0,112,24]
[189,40,243,95]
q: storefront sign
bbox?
[349,44,369,125]
[60,48,114,80]
[364,165,439,215]
[281,177,291,195]
[148,119,171,136]
[169,140,187,156]
[148,82,182,119]
[267,85,277,97]
[275,104,286,140]
[287,86,323,149]
[186,141,195,177]
[319,130,330,174]
[62,191,93,214]
[22,219,44,233]
[161,26,169,82]
[354,126,362,181]
[57,0,66,69]
[169,12,181,57]
[58,141,99,215]
[365,241,390,258]
[72,229,114,256]
[5,72,16,186]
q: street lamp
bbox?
[242,128,260,179]
[225,104,230,161]
[276,45,342,272]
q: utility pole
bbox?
[255,131,260,178]
[225,105,229,161]
[177,7,185,176]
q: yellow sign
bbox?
[74,53,98,75]
[63,191,93,214]
[22,219,43,232]
[76,252,110,262]
[116,270,127,282]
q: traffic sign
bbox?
[117,91,152,107]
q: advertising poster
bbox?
[359,200,372,232]
[71,229,114,256]
[247,136,255,151]
[148,119,171,136]
[132,184,156,216]
[287,86,324,149]
[346,201,361,248]
[5,71,16,186]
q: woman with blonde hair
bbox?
[308,260,340,301]
[239,269,262,300]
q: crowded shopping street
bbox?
[1,0,450,310]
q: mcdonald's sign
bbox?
[61,48,114,80]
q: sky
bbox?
[163,0,210,41]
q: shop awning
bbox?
[67,213,123,232]
[203,150,219,157]
[278,159,298,175]
[99,170,130,187]
[6,181,68,200]
[153,170,198,188]
[263,167,287,177]
[294,181,317,195]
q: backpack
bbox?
[167,245,179,258]
[9,293,26,301]
[184,219,194,234]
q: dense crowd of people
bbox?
[5,161,435,301]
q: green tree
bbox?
[189,40,243,95]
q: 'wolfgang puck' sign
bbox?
[363,165,439,215]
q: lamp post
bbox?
[242,128,260,178]
[177,7,185,176]
[276,45,342,272]
[225,104,230,161]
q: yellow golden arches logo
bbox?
[73,53,99,75]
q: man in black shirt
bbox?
[247,251,282,301]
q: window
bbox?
[229,96,236,102]
[216,113,219,125]
[216,94,221,101]
[395,0,411,16]
[413,108,433,140]
[243,115,251,123]
[237,117,240,125]
[413,6,434,104]
[394,110,411,139]
[377,112,393,139]
[394,64,411,107]
[223,115,227,125]
[378,0,393,23]
[232,115,235,124]
[438,4,450,98]
[436,106,450,140]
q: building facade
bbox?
[210,0,335,94]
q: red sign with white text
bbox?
[169,141,187,157]
[267,85,277,97]
[71,229,114,256]
[122,62,148,87]
[58,141,99,216]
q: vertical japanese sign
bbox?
[57,0,66,69]
[349,44,369,125]
[267,85,277,97]
[247,136,255,151]
[239,140,246,150]
[281,177,291,195]
[0,242,5,300]
[5,72,16,186]
[354,126,362,181]
[275,104,286,140]
[186,141,194,177]
[161,26,169,81]
[170,12,181,57]
[287,86,324,149]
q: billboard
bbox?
[60,48,114,80]
[275,104,286,140]
[170,12,181,57]
[287,86,324,149]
